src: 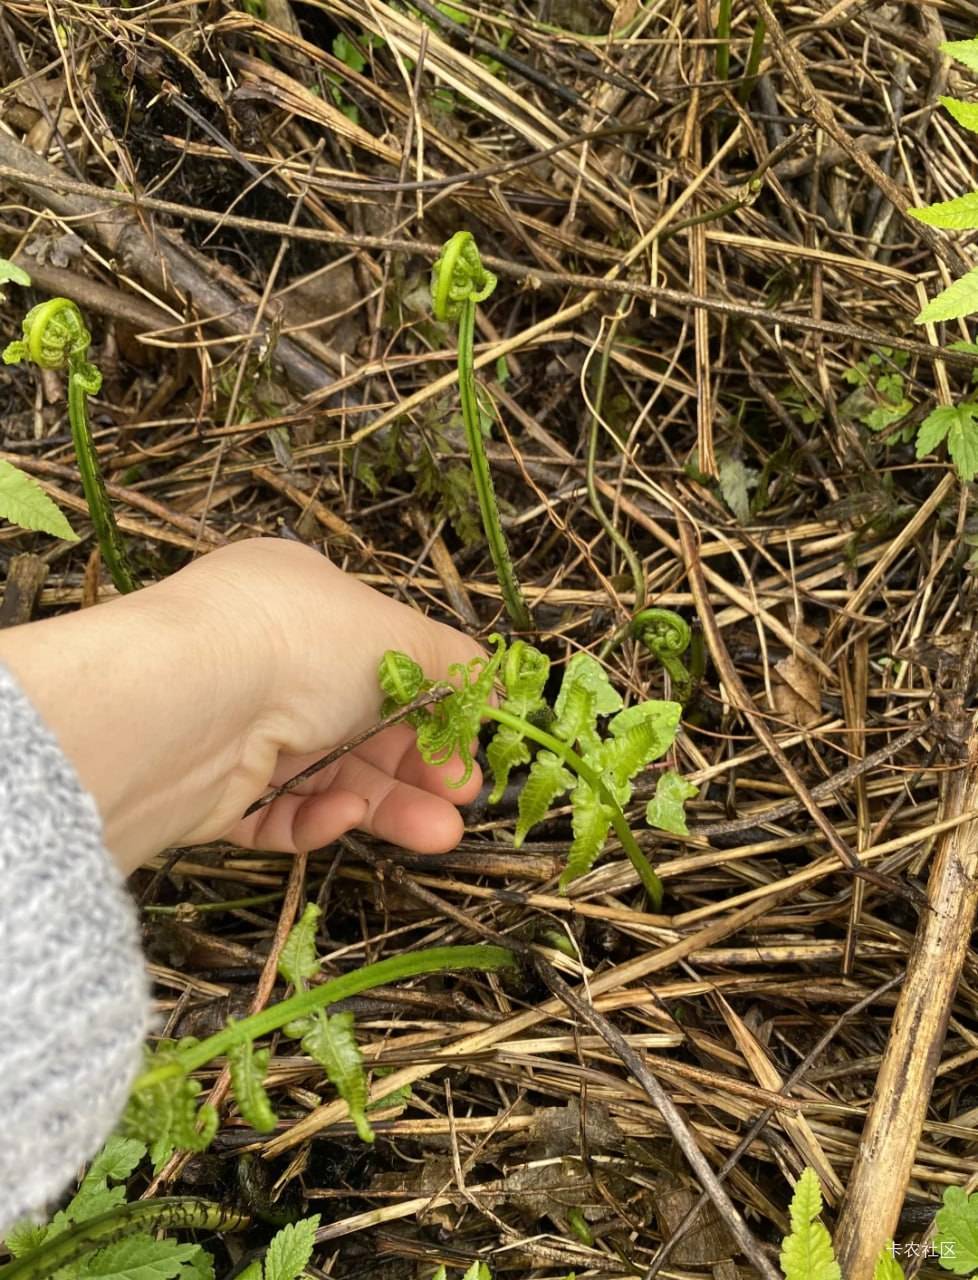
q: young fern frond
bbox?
[514,750,575,846]
[121,1041,219,1169]
[382,634,686,902]
[277,901,322,987]
[227,1040,277,1134]
[300,1011,373,1143]
[779,1168,841,1280]
[3,298,137,593]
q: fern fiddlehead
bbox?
[432,233,531,631]
[632,608,703,705]
[3,298,137,593]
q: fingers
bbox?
[226,743,481,855]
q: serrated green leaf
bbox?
[779,1169,841,1280]
[86,1137,147,1185]
[175,1248,214,1280]
[916,266,978,324]
[227,1040,277,1133]
[942,38,978,72]
[948,404,978,481]
[717,455,758,522]
[79,1234,204,1279]
[873,1247,905,1280]
[0,460,78,541]
[911,193,978,232]
[264,1215,321,1280]
[646,770,698,836]
[603,701,681,790]
[278,902,322,987]
[514,749,574,846]
[431,1270,448,1280]
[461,1266,492,1280]
[500,640,550,714]
[378,651,428,706]
[942,96,978,133]
[560,778,614,889]
[237,1265,263,1280]
[916,405,956,457]
[302,1011,373,1143]
[934,1184,978,1273]
[4,1220,52,1258]
[0,257,30,288]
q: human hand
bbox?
[0,539,486,873]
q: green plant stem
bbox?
[484,705,663,908]
[715,0,732,80]
[0,1199,249,1280]
[133,944,515,1090]
[585,309,645,609]
[737,15,766,102]
[67,369,137,594]
[457,297,531,632]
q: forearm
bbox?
[0,580,268,873]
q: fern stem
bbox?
[737,14,766,102]
[715,0,732,80]
[67,366,137,594]
[133,944,515,1089]
[484,706,664,908]
[457,297,531,631]
[0,1199,248,1280]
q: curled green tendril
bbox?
[5,297,102,391]
[4,297,136,592]
[633,609,695,702]
[431,231,498,322]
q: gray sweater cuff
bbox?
[0,662,150,1234]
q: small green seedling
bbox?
[380,634,693,904]
[431,232,531,631]
[4,297,136,590]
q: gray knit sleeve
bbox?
[0,663,150,1234]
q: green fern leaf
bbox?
[934,1185,978,1274]
[514,749,574,846]
[916,265,978,323]
[486,725,531,803]
[301,1011,373,1143]
[602,701,682,789]
[911,194,978,232]
[227,1040,277,1134]
[264,1215,322,1280]
[0,258,30,289]
[560,778,614,889]
[121,1042,219,1168]
[553,654,622,752]
[0,460,78,541]
[779,1168,841,1280]
[873,1247,905,1280]
[500,640,550,715]
[942,38,978,72]
[278,902,322,987]
[646,770,698,836]
[942,96,978,134]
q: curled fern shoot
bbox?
[632,608,703,705]
[381,637,690,906]
[431,233,531,631]
[3,298,136,593]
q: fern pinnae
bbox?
[561,778,614,888]
[780,1168,841,1280]
[227,1040,277,1134]
[515,750,575,846]
[301,1010,373,1143]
